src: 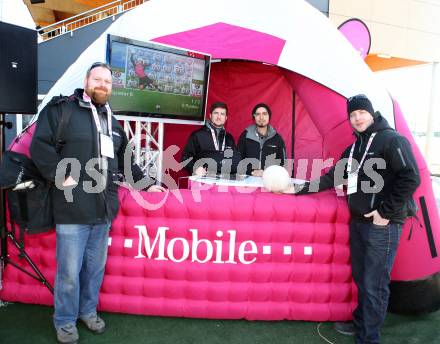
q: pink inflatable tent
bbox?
[1,0,439,319]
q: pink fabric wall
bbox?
[165,61,294,181]
[284,72,354,161]
[153,23,286,66]
[206,62,293,155]
[293,96,325,179]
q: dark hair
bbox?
[210,102,228,114]
[252,103,271,119]
[86,62,112,77]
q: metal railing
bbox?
[39,0,147,41]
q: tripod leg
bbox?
[1,116,53,294]
[5,231,54,294]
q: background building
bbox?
[329,0,440,174]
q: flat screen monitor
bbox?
[106,34,211,124]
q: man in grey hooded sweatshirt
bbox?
[238,103,286,176]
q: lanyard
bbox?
[83,92,113,137]
[209,126,226,151]
[347,132,376,174]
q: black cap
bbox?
[347,94,375,117]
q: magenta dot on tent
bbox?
[338,18,371,59]
[153,22,286,65]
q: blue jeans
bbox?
[53,222,111,329]
[350,219,402,344]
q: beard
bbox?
[85,86,110,105]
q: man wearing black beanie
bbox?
[347,94,375,119]
[280,94,420,344]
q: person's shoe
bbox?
[56,324,79,344]
[80,314,106,334]
[334,321,356,336]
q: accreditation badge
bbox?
[100,133,114,158]
[347,172,358,195]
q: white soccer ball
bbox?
[262,165,290,192]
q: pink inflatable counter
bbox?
[0,186,356,321]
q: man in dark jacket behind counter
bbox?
[30,62,165,344]
[281,94,420,344]
[237,103,286,176]
[181,101,240,177]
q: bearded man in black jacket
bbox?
[283,94,420,344]
[31,62,165,344]
[237,103,286,176]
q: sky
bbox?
[0,0,35,29]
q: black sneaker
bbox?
[334,321,356,336]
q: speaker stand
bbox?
[0,113,53,294]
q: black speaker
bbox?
[0,22,37,114]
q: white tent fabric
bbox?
[39,0,394,127]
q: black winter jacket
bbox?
[296,114,420,224]
[30,89,153,224]
[237,124,286,175]
[181,122,239,174]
